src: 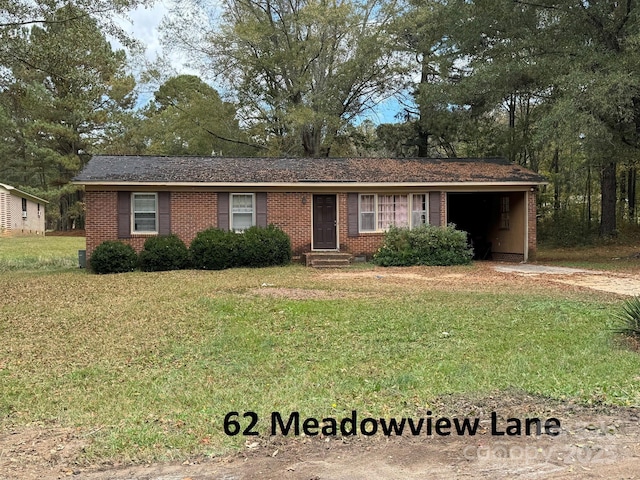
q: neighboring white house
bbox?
[0,183,48,236]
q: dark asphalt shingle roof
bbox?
[74,155,547,184]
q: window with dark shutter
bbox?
[158,192,171,235]
[429,192,441,226]
[218,192,229,231]
[117,191,131,238]
[347,193,359,237]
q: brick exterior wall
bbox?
[85,188,539,263]
[267,192,312,255]
[86,191,118,256]
[171,192,218,247]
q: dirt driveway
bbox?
[3,395,638,480]
[1,263,639,480]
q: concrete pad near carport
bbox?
[494,264,604,275]
[494,264,640,296]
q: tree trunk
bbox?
[416,120,429,157]
[301,125,324,157]
[508,94,516,163]
[417,52,430,158]
[600,160,617,236]
[629,166,637,223]
[552,147,560,214]
[587,164,592,228]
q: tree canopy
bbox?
[164,0,406,156]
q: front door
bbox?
[313,194,337,249]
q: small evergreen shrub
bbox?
[90,241,138,274]
[139,234,190,272]
[237,225,292,267]
[189,228,239,270]
[373,224,473,267]
[613,296,640,340]
[190,225,292,270]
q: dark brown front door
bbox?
[313,194,337,249]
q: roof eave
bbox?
[74,180,547,188]
[0,183,49,203]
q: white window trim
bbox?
[131,192,158,234]
[230,193,256,232]
[358,193,429,233]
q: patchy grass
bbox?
[537,242,640,272]
[1,264,639,464]
[0,236,85,272]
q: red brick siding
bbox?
[86,189,539,263]
[86,191,118,257]
[86,191,219,258]
[171,192,217,247]
[337,193,384,256]
[266,192,312,254]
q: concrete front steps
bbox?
[304,252,353,268]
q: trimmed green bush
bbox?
[237,225,292,267]
[90,241,138,274]
[373,224,473,267]
[139,234,190,272]
[190,225,292,270]
[189,228,239,270]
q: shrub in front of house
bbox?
[373,224,473,267]
[139,234,191,272]
[189,228,239,270]
[190,225,292,270]
[90,241,139,274]
[236,225,292,267]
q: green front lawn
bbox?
[0,235,85,272]
[1,250,638,462]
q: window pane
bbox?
[232,194,253,211]
[134,194,156,212]
[377,194,408,230]
[361,212,375,231]
[395,195,409,227]
[360,195,374,212]
[134,213,156,232]
[412,194,427,227]
[378,195,393,230]
[233,212,253,231]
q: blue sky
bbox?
[118,1,407,124]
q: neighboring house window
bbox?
[230,193,255,232]
[22,198,27,218]
[37,203,41,217]
[500,196,510,230]
[132,193,157,233]
[359,194,428,232]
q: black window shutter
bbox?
[256,192,267,227]
[158,192,171,235]
[347,193,359,237]
[429,191,441,226]
[117,191,131,239]
[218,192,229,231]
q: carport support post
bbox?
[526,189,538,262]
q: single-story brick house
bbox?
[74,155,547,263]
[0,183,48,236]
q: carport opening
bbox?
[447,193,500,260]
